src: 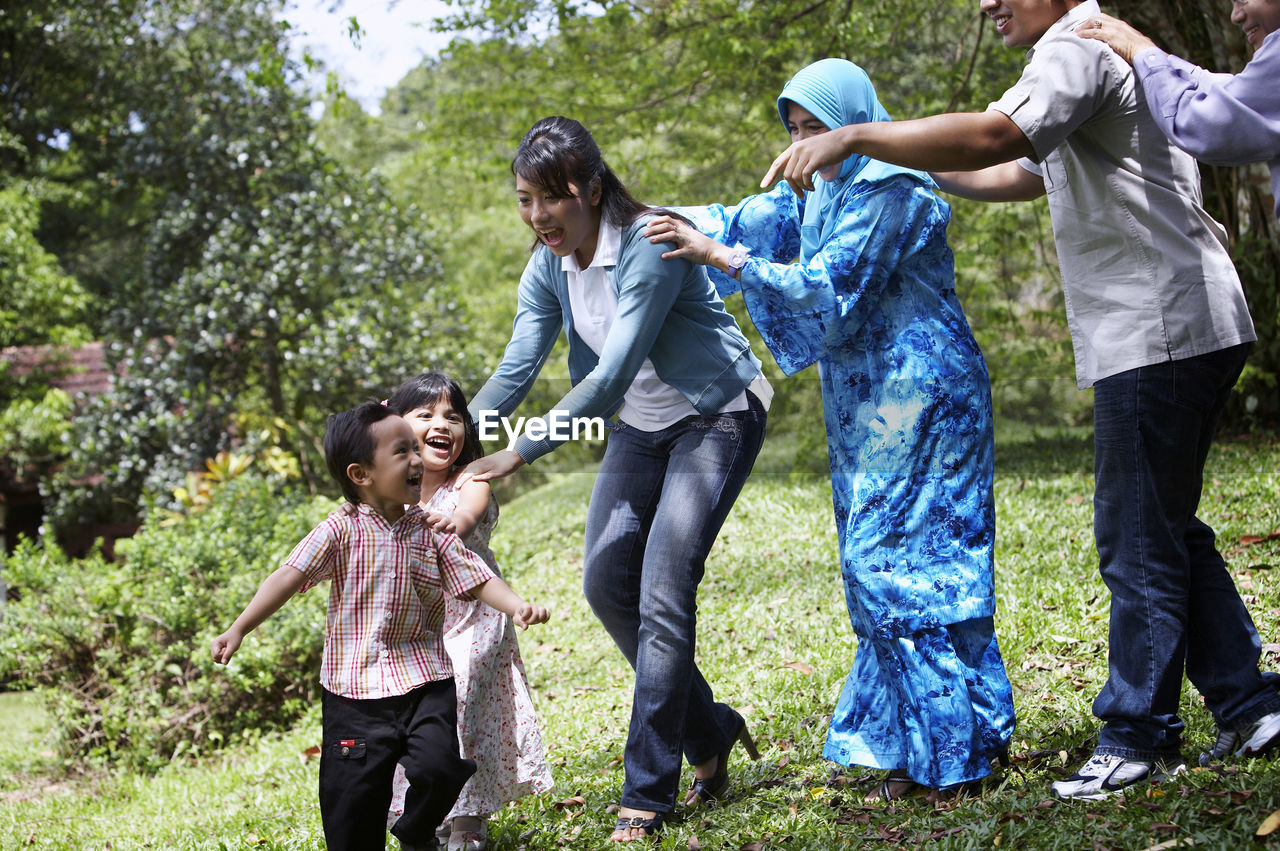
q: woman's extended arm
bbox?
[647,183,803,296]
[470,257,564,422]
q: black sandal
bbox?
[611,812,663,841]
[869,769,924,802]
[685,710,761,805]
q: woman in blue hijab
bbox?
[646,58,1015,800]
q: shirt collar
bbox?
[1027,0,1100,59]
[560,220,622,274]
[352,501,423,528]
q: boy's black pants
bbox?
[319,679,476,850]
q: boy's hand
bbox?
[512,602,550,630]
[211,630,243,665]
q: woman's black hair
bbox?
[513,115,694,250]
[513,116,651,229]
[385,371,484,469]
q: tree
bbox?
[0,183,93,351]
[318,0,1083,434]
[2,0,466,537]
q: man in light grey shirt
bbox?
[761,0,1280,801]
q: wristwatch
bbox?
[726,248,750,278]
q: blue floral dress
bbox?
[684,175,1015,788]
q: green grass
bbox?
[4,429,1280,849]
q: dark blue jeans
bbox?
[1092,343,1280,760]
[582,394,766,813]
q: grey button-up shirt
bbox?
[989,0,1255,389]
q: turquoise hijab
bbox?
[777,58,932,263]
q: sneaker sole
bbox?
[1052,764,1185,801]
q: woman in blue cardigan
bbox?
[464,116,768,842]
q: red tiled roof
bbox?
[1,342,113,398]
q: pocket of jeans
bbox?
[331,737,367,760]
[1171,355,1232,416]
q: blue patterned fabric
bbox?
[685,178,996,637]
[681,158,1015,787]
[824,618,1015,787]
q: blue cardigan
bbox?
[470,215,761,462]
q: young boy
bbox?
[761,0,1280,801]
[212,401,549,850]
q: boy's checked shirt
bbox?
[285,502,495,700]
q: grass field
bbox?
[3,427,1279,849]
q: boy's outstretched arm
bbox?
[211,564,307,664]
[473,576,549,630]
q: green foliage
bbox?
[2,434,1279,846]
[8,0,469,537]
[0,472,333,773]
[0,183,93,349]
[1230,234,1280,426]
[36,161,458,536]
[0,387,72,482]
[947,195,1090,427]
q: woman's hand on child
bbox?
[211,630,242,665]
[460,449,525,485]
[512,602,550,630]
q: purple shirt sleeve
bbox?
[1132,32,1280,167]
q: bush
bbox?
[0,472,335,773]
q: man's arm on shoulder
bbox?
[932,160,1047,202]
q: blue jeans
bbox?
[1092,343,1280,760]
[582,394,766,813]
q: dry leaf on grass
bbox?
[1257,808,1280,839]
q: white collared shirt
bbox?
[563,221,749,430]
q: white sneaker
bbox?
[1236,709,1280,759]
[1051,753,1186,801]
